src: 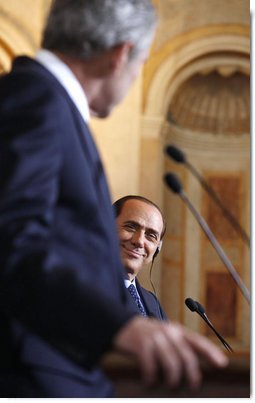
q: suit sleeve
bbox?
[0,71,135,367]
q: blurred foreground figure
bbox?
[0,0,228,397]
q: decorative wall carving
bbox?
[205,272,237,337]
[205,176,242,240]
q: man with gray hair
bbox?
[0,0,227,398]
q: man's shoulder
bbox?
[136,279,168,320]
[11,56,49,78]
[7,56,64,94]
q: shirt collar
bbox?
[124,278,137,289]
[35,49,90,123]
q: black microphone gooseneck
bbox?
[185,298,233,353]
[165,144,250,247]
[164,173,250,304]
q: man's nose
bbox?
[131,230,144,247]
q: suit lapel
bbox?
[125,287,143,315]
[136,281,159,318]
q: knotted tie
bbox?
[128,284,147,317]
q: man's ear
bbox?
[153,241,162,259]
[110,42,133,74]
[93,42,133,78]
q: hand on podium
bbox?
[113,316,229,390]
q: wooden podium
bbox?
[101,353,250,398]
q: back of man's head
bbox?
[42,0,157,61]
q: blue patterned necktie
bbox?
[128,284,147,317]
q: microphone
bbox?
[164,172,250,304]
[185,297,198,312]
[165,144,250,247]
[166,145,186,163]
[185,297,233,353]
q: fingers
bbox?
[163,323,202,389]
[113,317,182,387]
[133,331,158,386]
[160,322,228,389]
[135,322,202,390]
[136,330,182,387]
[152,330,183,388]
[184,326,229,367]
[113,317,228,391]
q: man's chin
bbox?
[123,261,140,277]
[89,107,111,119]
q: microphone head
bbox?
[165,145,186,163]
[164,173,183,194]
[185,297,198,312]
[195,300,206,314]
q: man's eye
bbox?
[124,224,135,231]
[147,233,157,241]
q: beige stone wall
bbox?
[90,72,144,201]
[0,0,51,72]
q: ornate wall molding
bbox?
[163,122,250,159]
[144,33,249,118]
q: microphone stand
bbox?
[195,308,233,353]
[180,190,250,304]
[185,298,233,352]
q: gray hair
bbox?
[42,0,157,61]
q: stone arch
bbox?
[144,33,249,120]
[140,32,250,210]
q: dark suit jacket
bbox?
[126,280,167,320]
[0,56,138,397]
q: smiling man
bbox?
[113,195,167,320]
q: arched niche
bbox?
[140,32,250,211]
[144,34,249,119]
